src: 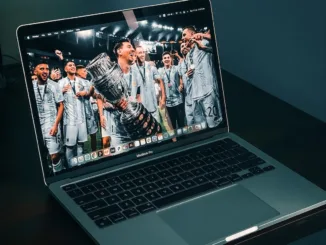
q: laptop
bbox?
[16,0,326,244]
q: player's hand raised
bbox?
[62,84,71,93]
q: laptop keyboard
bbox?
[62,138,275,228]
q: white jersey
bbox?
[186,39,218,101]
[158,65,183,107]
[32,79,63,132]
[58,77,88,126]
[132,62,160,113]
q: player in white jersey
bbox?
[132,46,166,122]
[32,60,64,173]
[76,65,98,151]
[158,52,185,129]
[58,61,89,167]
[97,38,133,148]
[182,26,222,128]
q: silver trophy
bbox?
[86,53,162,139]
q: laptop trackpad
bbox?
[158,185,279,245]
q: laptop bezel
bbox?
[16,0,229,186]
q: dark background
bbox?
[1,0,325,123]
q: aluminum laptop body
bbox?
[16,0,326,244]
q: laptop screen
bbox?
[17,0,227,180]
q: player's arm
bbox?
[97,98,106,129]
[156,78,166,108]
[49,102,63,136]
[179,76,184,92]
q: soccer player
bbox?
[133,46,166,122]
[98,38,133,148]
[158,51,185,129]
[76,65,98,151]
[32,60,64,172]
[58,61,89,167]
[182,26,222,128]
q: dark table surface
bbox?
[1,66,326,245]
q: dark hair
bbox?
[34,59,48,68]
[64,60,75,68]
[182,25,197,33]
[162,51,171,57]
[113,38,132,57]
[76,65,86,70]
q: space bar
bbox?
[153,183,216,208]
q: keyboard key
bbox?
[109,212,126,223]
[137,203,156,214]
[156,162,170,170]
[214,153,227,161]
[145,174,160,182]
[222,151,234,158]
[179,172,194,180]
[180,163,195,171]
[104,195,121,205]
[182,180,197,189]
[204,172,219,181]
[189,152,203,160]
[74,194,97,205]
[157,170,172,178]
[153,183,215,208]
[249,167,264,175]
[94,181,109,190]
[224,158,240,166]
[130,187,146,196]
[193,176,209,185]
[202,164,216,173]
[81,199,106,212]
[168,176,183,184]
[227,166,242,173]
[214,162,228,169]
[156,179,171,188]
[95,217,113,228]
[167,159,181,167]
[107,177,122,185]
[145,191,161,201]
[170,184,185,192]
[76,175,105,187]
[143,183,159,192]
[200,149,214,156]
[123,208,140,218]
[94,189,111,198]
[133,178,148,186]
[235,152,257,162]
[234,146,249,154]
[67,189,83,198]
[192,160,206,168]
[118,191,134,200]
[144,166,159,174]
[132,196,148,205]
[81,185,97,194]
[119,200,135,209]
[119,173,135,182]
[227,174,242,182]
[216,169,231,177]
[242,173,254,179]
[213,178,232,187]
[263,165,275,171]
[211,145,225,153]
[108,185,123,194]
[179,156,192,162]
[191,168,205,176]
[120,181,136,190]
[170,167,183,175]
[62,184,77,192]
[237,158,265,170]
[203,156,216,164]
[223,138,240,148]
[88,205,121,220]
[157,188,173,197]
[132,169,146,178]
